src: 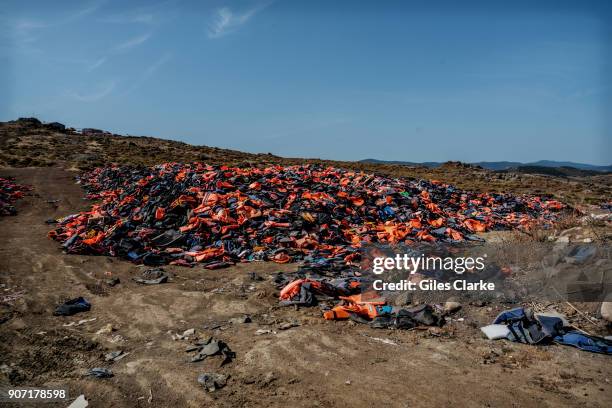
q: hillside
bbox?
[1,118,611,205]
[361,158,612,172]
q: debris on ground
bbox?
[48,163,566,267]
[171,328,196,340]
[278,321,300,330]
[278,274,448,329]
[229,315,251,324]
[96,323,114,335]
[133,268,168,284]
[63,317,97,327]
[443,301,462,314]
[104,350,128,362]
[53,297,91,316]
[197,372,228,392]
[483,307,612,354]
[188,337,235,365]
[362,334,398,346]
[0,177,30,216]
[67,395,89,408]
[87,367,114,378]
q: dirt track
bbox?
[0,167,610,407]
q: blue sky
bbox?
[1,0,610,165]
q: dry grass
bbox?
[2,120,611,206]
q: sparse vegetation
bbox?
[1,118,611,205]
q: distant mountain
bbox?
[359,159,442,168]
[500,166,610,178]
[359,159,612,172]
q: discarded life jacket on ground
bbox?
[323,293,388,320]
[492,307,612,355]
[324,295,441,330]
[279,278,361,306]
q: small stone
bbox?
[229,315,251,324]
[197,373,228,392]
[443,301,461,314]
[182,328,195,337]
[278,321,300,330]
[96,324,113,335]
[261,371,277,386]
[104,350,123,361]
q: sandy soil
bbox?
[0,167,610,407]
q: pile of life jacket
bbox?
[48,163,566,267]
[277,275,443,329]
[0,177,30,216]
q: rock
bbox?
[16,117,41,126]
[104,350,126,362]
[278,321,300,330]
[601,302,612,323]
[443,301,461,314]
[197,373,228,392]
[96,324,113,335]
[81,128,104,135]
[229,315,251,324]
[182,328,195,337]
[261,371,277,387]
[46,122,66,132]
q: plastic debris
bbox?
[67,395,88,408]
[87,367,113,378]
[188,337,235,365]
[485,307,612,354]
[480,324,511,340]
[133,268,168,285]
[104,350,127,362]
[0,177,30,216]
[53,297,91,316]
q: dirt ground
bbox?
[0,167,610,408]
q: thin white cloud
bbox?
[11,1,105,54]
[88,57,107,71]
[122,53,172,94]
[68,80,117,102]
[208,2,271,39]
[98,0,177,25]
[100,13,154,24]
[13,0,103,33]
[114,32,152,51]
